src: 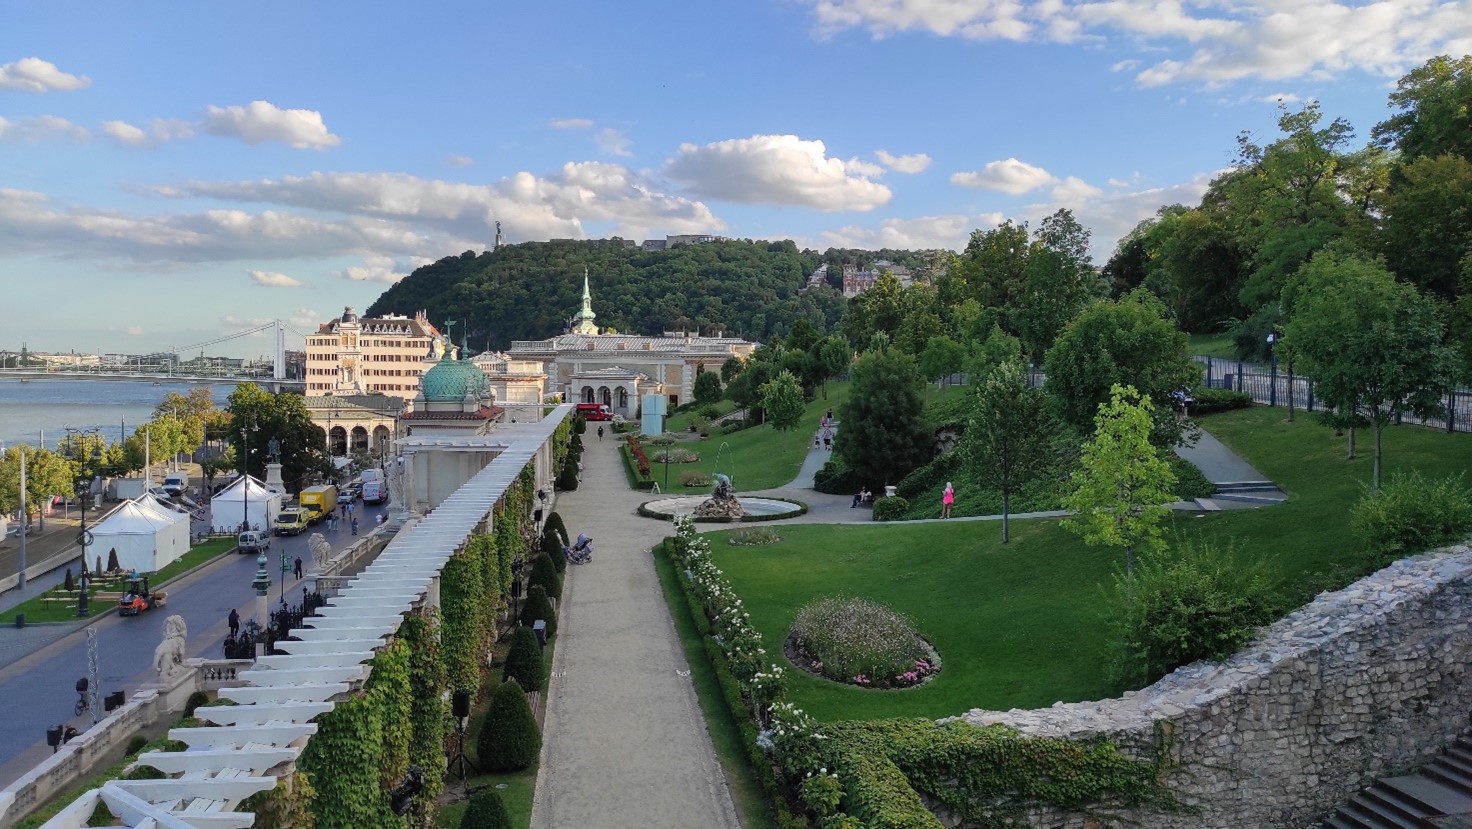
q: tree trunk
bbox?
[1373,423,1383,491]
[1347,427,1357,459]
[1001,488,1010,544]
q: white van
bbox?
[162,474,188,497]
[238,530,270,554]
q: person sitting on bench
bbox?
[852,486,872,507]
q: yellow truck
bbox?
[298,485,339,524]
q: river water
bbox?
[0,379,242,451]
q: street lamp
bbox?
[64,428,102,618]
[240,417,258,533]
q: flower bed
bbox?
[786,596,940,689]
[680,470,712,488]
[625,434,651,477]
[652,448,700,464]
[727,527,783,547]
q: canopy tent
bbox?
[135,494,192,562]
[90,498,187,573]
[210,475,282,533]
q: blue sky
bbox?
[3,1,1469,358]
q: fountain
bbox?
[692,474,747,520]
[639,469,804,523]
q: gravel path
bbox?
[530,436,740,829]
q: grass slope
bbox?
[705,407,1472,722]
[11,538,236,623]
[674,383,848,492]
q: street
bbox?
[0,499,387,789]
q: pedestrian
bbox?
[597,425,604,442]
[813,433,821,449]
[293,557,303,579]
[826,409,833,423]
[941,481,955,519]
[227,608,239,638]
[376,512,386,525]
[351,516,358,535]
[822,427,832,451]
[340,502,348,519]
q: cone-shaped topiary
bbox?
[106,548,120,572]
[501,626,543,692]
[541,525,566,573]
[459,786,512,829]
[530,552,561,600]
[476,679,540,772]
[571,432,583,452]
[573,415,586,435]
[64,568,75,592]
[557,459,579,492]
[519,584,556,637]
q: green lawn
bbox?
[703,406,1472,722]
[1187,332,1236,359]
[10,538,236,623]
[665,399,739,433]
[670,383,848,492]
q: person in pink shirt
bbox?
[941,481,954,519]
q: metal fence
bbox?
[1192,356,1472,434]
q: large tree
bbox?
[1372,54,1472,163]
[226,383,334,492]
[1061,385,1177,592]
[0,447,78,522]
[962,360,1058,543]
[918,335,966,394]
[1043,290,1198,442]
[693,370,724,406]
[834,349,930,487]
[1281,251,1455,488]
[759,370,806,432]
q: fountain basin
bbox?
[638,496,806,523]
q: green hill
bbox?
[366,239,849,350]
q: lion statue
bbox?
[153,615,188,682]
[308,533,332,571]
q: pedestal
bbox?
[264,462,285,491]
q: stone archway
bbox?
[582,386,595,403]
[616,386,629,412]
[328,426,348,457]
[351,426,369,454]
[372,425,391,454]
[598,386,612,407]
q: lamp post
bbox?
[1266,333,1278,407]
[239,418,258,533]
[64,428,101,618]
[252,548,271,653]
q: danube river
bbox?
[0,378,241,451]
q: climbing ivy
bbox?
[240,772,316,829]
[553,418,571,467]
[440,541,490,696]
[367,639,412,795]
[400,609,447,827]
[299,689,389,827]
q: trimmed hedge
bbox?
[520,584,557,637]
[813,459,862,495]
[530,552,562,600]
[502,626,544,693]
[872,496,910,522]
[476,680,540,772]
[460,787,512,829]
[1190,387,1252,414]
[1171,456,1216,500]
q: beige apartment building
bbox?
[304,307,444,399]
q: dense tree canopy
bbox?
[226,383,333,492]
[834,349,930,487]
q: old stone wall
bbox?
[951,544,1472,829]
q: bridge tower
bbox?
[273,319,285,381]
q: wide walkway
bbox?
[532,436,740,829]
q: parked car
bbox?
[162,474,188,497]
[237,530,270,553]
[274,508,311,536]
[342,481,363,501]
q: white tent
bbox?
[211,475,282,534]
[135,495,192,564]
[91,499,182,573]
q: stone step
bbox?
[1445,746,1472,768]
[1383,776,1472,816]
[1339,795,1425,828]
[1325,814,1375,829]
[1426,762,1472,797]
[1358,788,1437,827]
[1363,785,1438,825]
[1215,480,1279,492]
[1211,491,1288,505]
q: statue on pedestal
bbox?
[308,533,332,572]
[153,615,189,683]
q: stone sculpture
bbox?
[694,472,749,519]
[308,532,332,571]
[153,615,189,682]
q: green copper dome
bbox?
[420,353,491,402]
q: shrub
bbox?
[728,527,782,546]
[544,511,567,545]
[1350,472,1472,560]
[106,548,120,572]
[183,691,210,718]
[557,458,579,492]
[625,434,652,477]
[502,626,544,692]
[460,786,512,829]
[520,584,557,637]
[1106,541,1281,687]
[872,496,909,522]
[652,448,699,463]
[789,596,932,688]
[1171,456,1216,499]
[649,434,677,447]
[721,421,746,435]
[64,568,75,592]
[540,525,565,573]
[1190,386,1253,414]
[529,552,561,600]
[896,451,960,500]
[680,470,712,488]
[476,679,540,772]
[125,734,150,756]
[572,415,586,435]
[813,459,860,495]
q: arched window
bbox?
[329,426,347,457]
[351,426,369,453]
[581,386,595,403]
[372,425,391,452]
[616,387,629,409]
[598,386,613,406]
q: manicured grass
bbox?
[666,399,739,432]
[703,406,1472,722]
[10,538,235,622]
[675,383,849,492]
[1187,332,1236,359]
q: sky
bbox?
[3,1,1469,359]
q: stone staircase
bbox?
[1210,480,1288,505]
[1324,737,1472,828]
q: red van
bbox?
[575,402,614,421]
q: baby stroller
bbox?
[566,533,594,565]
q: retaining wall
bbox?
[951,544,1472,828]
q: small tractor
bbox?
[118,575,166,616]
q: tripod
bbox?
[445,713,478,788]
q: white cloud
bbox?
[819,212,1007,251]
[800,0,1472,87]
[0,114,88,143]
[1259,92,1302,105]
[1024,170,1219,259]
[875,149,931,173]
[1050,175,1103,204]
[950,158,1057,195]
[335,254,411,284]
[548,118,594,130]
[0,57,90,92]
[596,127,632,157]
[125,326,144,336]
[103,118,194,148]
[247,269,302,288]
[845,157,887,178]
[665,134,891,211]
[287,308,322,329]
[445,154,474,167]
[202,100,341,149]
